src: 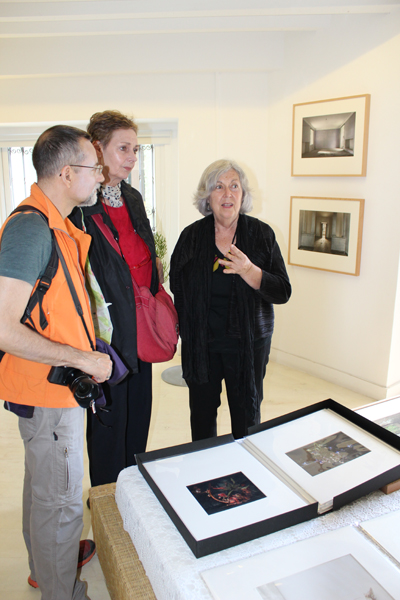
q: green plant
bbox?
[154,231,169,282]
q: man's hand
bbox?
[77,350,113,383]
[0,276,113,380]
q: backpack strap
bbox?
[10,205,58,332]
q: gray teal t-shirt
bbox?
[0,213,52,286]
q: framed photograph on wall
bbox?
[291,94,370,176]
[288,196,365,276]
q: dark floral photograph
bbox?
[286,431,371,477]
[187,471,266,515]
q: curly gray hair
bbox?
[193,159,253,216]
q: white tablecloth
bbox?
[116,466,400,600]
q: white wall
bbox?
[0,10,399,399]
[267,16,400,399]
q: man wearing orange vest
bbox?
[0,125,112,599]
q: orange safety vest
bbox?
[0,184,95,408]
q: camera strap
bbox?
[54,242,95,352]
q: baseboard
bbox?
[270,348,387,401]
[386,380,400,399]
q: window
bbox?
[127,144,156,231]
[4,143,157,231]
[0,119,178,281]
[7,146,35,209]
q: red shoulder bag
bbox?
[92,213,179,363]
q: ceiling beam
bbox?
[0,7,398,22]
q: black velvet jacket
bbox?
[70,181,158,373]
[170,214,291,416]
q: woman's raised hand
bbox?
[219,245,262,290]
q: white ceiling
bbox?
[1,1,399,39]
[1,1,398,79]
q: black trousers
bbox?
[86,360,152,487]
[188,336,271,441]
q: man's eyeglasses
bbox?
[70,164,103,174]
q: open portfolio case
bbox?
[136,399,400,558]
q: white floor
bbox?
[0,355,374,600]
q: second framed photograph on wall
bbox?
[289,196,365,276]
[291,94,370,176]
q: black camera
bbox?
[47,366,100,409]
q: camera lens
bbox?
[48,366,100,408]
[69,374,100,404]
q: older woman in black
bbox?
[170,159,291,441]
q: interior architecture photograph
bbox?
[298,210,351,255]
[301,112,356,158]
[1,1,400,600]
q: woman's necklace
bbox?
[215,221,237,254]
[213,231,237,272]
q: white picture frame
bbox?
[289,196,364,276]
[356,396,400,436]
[137,399,400,557]
[360,510,400,565]
[201,526,400,600]
[246,408,400,512]
[142,441,309,541]
[291,94,370,177]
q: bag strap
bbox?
[92,212,142,297]
[91,211,158,300]
[92,213,122,256]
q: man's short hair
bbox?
[32,125,91,180]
